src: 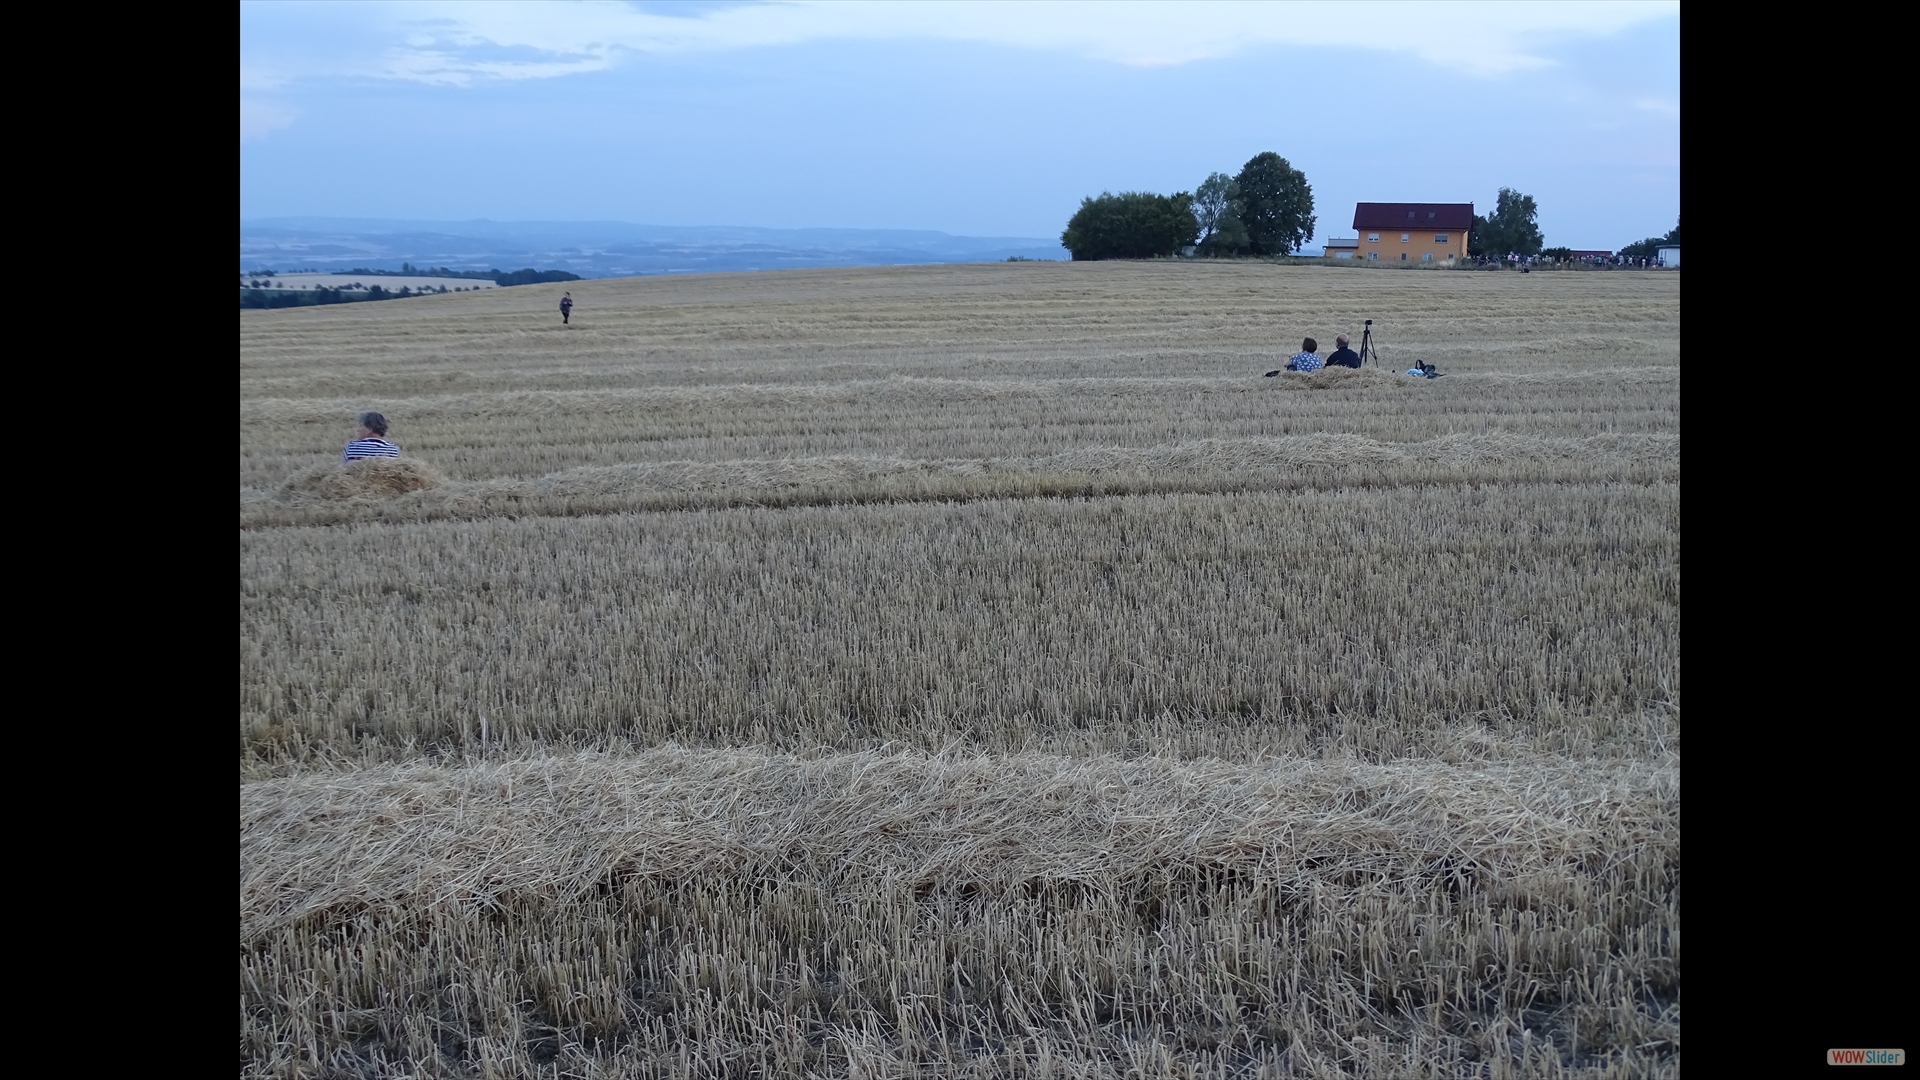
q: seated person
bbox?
[342,411,401,461]
[1324,333,1362,368]
[1284,338,1323,372]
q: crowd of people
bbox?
[1470,252,1666,268]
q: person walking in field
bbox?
[1284,337,1323,372]
[342,412,400,461]
[559,292,574,325]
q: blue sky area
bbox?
[240,1,1679,252]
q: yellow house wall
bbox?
[1357,225,1468,263]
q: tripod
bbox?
[1358,321,1380,367]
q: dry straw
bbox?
[242,748,1679,1077]
[240,263,1679,1077]
[275,457,442,503]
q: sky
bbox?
[239,1,1679,251]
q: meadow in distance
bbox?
[240,261,1679,1078]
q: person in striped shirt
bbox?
[342,412,401,461]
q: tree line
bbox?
[239,284,464,309]
[1468,194,1677,263]
[1061,164,1674,265]
[242,286,362,309]
[1061,152,1315,261]
[240,265,585,308]
[1613,218,1680,262]
[332,264,583,286]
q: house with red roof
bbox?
[1353,203,1474,264]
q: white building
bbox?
[1322,238,1359,259]
[1657,245,1680,267]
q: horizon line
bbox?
[240,215,1066,240]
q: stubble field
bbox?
[240,262,1679,1078]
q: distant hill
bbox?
[240,218,1070,278]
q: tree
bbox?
[1203,211,1250,257]
[1192,173,1249,256]
[1616,236,1666,261]
[1060,191,1200,260]
[1616,216,1680,261]
[1469,188,1544,258]
[493,268,584,286]
[1233,153,1315,256]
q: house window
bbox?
[1434,234,1448,243]
[1400,253,1407,260]
[1367,252,1378,261]
[1422,253,1433,262]
[1428,212,1437,219]
[1368,233,1379,242]
[1401,233,1410,242]
[1407,212,1416,219]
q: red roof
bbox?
[1353,203,1475,230]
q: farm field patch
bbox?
[241,262,1679,1077]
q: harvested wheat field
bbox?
[240,262,1679,1078]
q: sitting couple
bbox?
[1274,335,1361,375]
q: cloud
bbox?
[240,99,297,142]
[240,0,1681,86]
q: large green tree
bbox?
[1060,191,1200,260]
[1469,188,1544,258]
[1192,172,1249,256]
[1233,153,1315,256]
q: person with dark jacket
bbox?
[559,292,574,324]
[1325,333,1362,368]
